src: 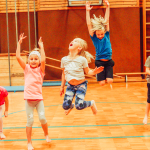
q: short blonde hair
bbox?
[75,38,94,63]
[91,14,107,32]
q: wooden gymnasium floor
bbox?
[1,80,150,150]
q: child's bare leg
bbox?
[41,123,51,142]
[26,126,34,150]
[91,100,97,115]
[143,103,150,124]
[99,80,105,86]
[106,78,113,89]
[0,105,5,139]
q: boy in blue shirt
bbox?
[86,0,114,86]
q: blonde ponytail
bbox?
[75,38,94,63]
[84,51,94,63]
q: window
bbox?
[68,0,103,7]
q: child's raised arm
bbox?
[86,1,94,37]
[16,33,27,70]
[38,37,45,73]
[104,0,110,31]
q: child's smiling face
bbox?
[28,54,40,68]
[95,30,105,40]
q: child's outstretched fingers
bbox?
[86,1,93,11]
[19,33,27,44]
[104,0,109,6]
[38,37,44,49]
[96,66,104,74]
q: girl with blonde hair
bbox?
[86,0,114,86]
[60,38,104,115]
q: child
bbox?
[86,0,114,86]
[143,56,150,124]
[16,33,50,150]
[0,86,9,139]
[60,38,104,115]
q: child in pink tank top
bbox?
[0,86,9,140]
[16,33,51,150]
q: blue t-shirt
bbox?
[90,31,112,60]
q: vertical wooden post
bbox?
[6,0,11,86]
[15,0,18,46]
[34,0,37,48]
[27,0,31,52]
[143,0,146,71]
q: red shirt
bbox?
[0,86,8,106]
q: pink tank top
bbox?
[24,64,44,100]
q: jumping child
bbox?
[86,0,114,86]
[60,38,104,115]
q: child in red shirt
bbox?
[0,86,9,139]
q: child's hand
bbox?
[86,1,93,11]
[104,0,109,6]
[18,33,27,44]
[4,111,8,117]
[93,66,104,74]
[60,87,64,96]
[38,37,44,49]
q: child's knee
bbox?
[62,100,72,110]
[99,81,105,86]
[26,119,34,127]
[107,78,113,84]
[75,101,85,110]
[39,117,47,124]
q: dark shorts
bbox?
[95,59,115,81]
[147,83,150,103]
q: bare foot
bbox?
[65,104,74,115]
[91,100,97,115]
[27,143,34,150]
[143,116,148,125]
[0,133,6,140]
[45,135,51,143]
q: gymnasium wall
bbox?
[0,7,141,80]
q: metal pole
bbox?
[34,0,37,48]
[27,0,31,51]
[6,0,11,86]
[15,0,18,45]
